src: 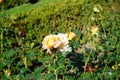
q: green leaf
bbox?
[48,66,55,71]
[107,55,115,64]
[82,73,92,79]
[62,52,70,57]
[0,61,6,69]
[5,49,16,58]
[30,42,35,49]
[40,56,51,63]
[20,68,29,74]
[27,50,36,61]
[71,40,80,49]
[34,66,45,73]
[44,73,54,80]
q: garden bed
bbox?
[0,0,120,79]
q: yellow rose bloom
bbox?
[42,34,59,50]
[67,32,76,40]
[91,26,99,35]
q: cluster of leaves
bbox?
[0,0,120,79]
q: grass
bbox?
[0,0,59,17]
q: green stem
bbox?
[54,69,58,80]
[84,37,97,72]
[54,55,58,80]
[101,21,107,39]
[1,27,3,54]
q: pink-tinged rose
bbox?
[57,33,69,48]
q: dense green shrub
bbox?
[0,0,120,79]
[0,0,39,10]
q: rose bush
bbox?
[0,0,120,79]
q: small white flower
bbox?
[94,7,100,12]
[93,5,102,13]
[108,72,112,75]
[59,45,72,53]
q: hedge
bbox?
[0,0,39,10]
[0,0,120,79]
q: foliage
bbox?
[0,0,120,79]
[0,0,28,10]
[0,0,40,11]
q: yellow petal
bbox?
[91,26,99,35]
[67,32,76,40]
